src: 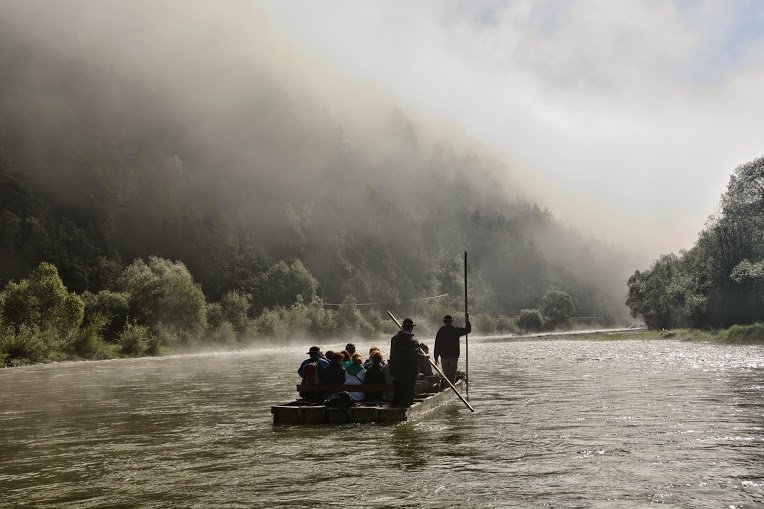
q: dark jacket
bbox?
[418,357,433,376]
[319,360,346,385]
[434,321,471,362]
[363,363,386,401]
[390,330,421,379]
[298,356,329,377]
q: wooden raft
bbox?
[271,378,463,425]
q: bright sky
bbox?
[257,0,764,258]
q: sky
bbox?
[257,0,764,260]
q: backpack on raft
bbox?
[324,391,354,408]
[302,361,320,384]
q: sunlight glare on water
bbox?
[1,340,762,508]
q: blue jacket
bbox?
[298,356,329,377]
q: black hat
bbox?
[345,343,356,353]
[402,318,415,327]
[307,346,322,355]
[443,315,453,322]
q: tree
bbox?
[81,289,130,341]
[336,294,368,335]
[120,257,206,338]
[220,289,251,336]
[517,309,543,332]
[539,290,575,328]
[0,262,83,347]
[626,255,683,329]
[250,259,319,311]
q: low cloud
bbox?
[260,0,764,258]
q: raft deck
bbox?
[271,378,464,425]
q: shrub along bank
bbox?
[0,259,608,366]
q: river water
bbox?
[1,340,762,508]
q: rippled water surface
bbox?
[1,340,762,508]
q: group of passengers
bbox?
[297,343,390,401]
[298,315,471,407]
[298,341,431,403]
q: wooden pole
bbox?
[464,250,469,395]
[387,310,474,412]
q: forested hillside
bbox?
[627,156,764,329]
[0,1,633,362]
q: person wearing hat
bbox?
[298,346,329,379]
[434,315,471,384]
[389,318,427,407]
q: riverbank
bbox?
[479,324,764,344]
[6,324,764,368]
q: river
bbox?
[1,340,762,508]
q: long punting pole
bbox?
[387,310,474,412]
[464,250,469,396]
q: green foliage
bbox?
[517,309,543,332]
[540,290,576,329]
[206,302,225,331]
[472,313,497,334]
[220,289,251,335]
[0,325,51,364]
[250,259,318,311]
[69,316,107,359]
[730,259,764,284]
[627,155,764,329]
[495,315,516,333]
[81,290,130,341]
[119,322,152,356]
[0,262,83,348]
[304,296,339,337]
[120,257,207,338]
[721,322,764,344]
[336,295,371,336]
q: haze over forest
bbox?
[0,1,701,329]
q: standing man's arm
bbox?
[433,330,441,364]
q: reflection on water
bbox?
[0,341,762,508]
[391,423,428,469]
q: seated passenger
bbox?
[339,350,352,368]
[345,343,356,356]
[319,351,346,385]
[363,346,380,369]
[344,353,366,402]
[418,343,433,377]
[298,346,329,382]
[363,351,386,402]
[298,346,329,401]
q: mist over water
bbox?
[1,341,762,507]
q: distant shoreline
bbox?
[476,327,764,344]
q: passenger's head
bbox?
[340,350,351,362]
[307,346,322,358]
[351,353,363,365]
[371,351,383,366]
[345,343,356,355]
[369,346,379,355]
[325,350,335,361]
[331,351,344,362]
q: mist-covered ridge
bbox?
[0,0,631,319]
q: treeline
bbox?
[0,256,583,365]
[626,156,764,329]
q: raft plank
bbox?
[272,379,465,425]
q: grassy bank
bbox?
[485,325,764,344]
